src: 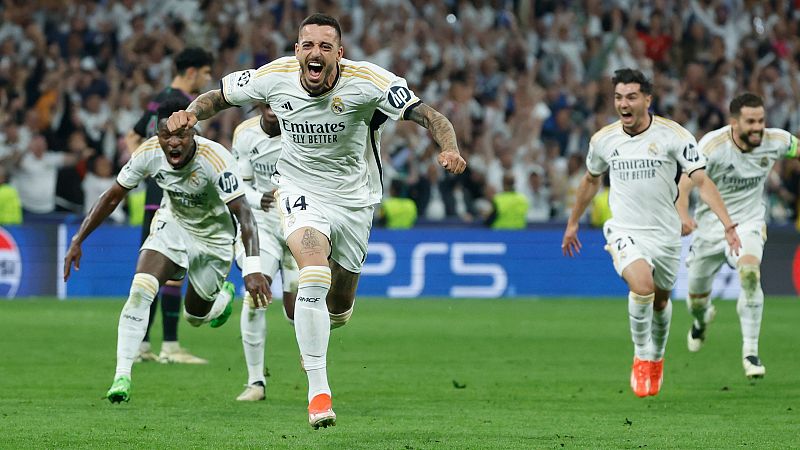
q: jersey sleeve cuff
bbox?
[223,191,246,204]
[402,100,423,120]
[687,166,706,176]
[116,179,136,190]
[218,81,234,107]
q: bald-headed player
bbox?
[125,47,215,364]
[65,102,270,403]
[678,92,799,379]
[167,13,466,428]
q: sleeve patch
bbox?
[387,85,413,109]
[218,172,240,194]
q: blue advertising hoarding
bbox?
[58,226,740,299]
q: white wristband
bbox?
[242,256,262,277]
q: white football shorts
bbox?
[686,220,766,293]
[603,223,681,291]
[276,184,374,273]
[141,208,233,301]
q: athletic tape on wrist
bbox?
[242,256,262,277]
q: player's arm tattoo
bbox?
[187,90,232,121]
[407,103,459,154]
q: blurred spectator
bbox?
[590,174,612,228]
[487,174,528,230]
[1,1,799,225]
[524,167,551,223]
[12,134,77,216]
[0,165,22,225]
[82,154,125,223]
[380,180,418,229]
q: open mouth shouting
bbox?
[619,111,634,125]
[167,148,184,166]
[306,60,324,83]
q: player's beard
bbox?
[741,130,763,148]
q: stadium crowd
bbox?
[1,0,799,227]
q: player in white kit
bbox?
[64,102,271,403]
[167,14,466,428]
[232,104,300,401]
[677,93,798,379]
[562,69,740,397]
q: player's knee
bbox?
[329,306,353,329]
[628,280,654,297]
[738,264,761,296]
[687,293,710,311]
[127,273,159,308]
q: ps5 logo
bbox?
[363,242,507,297]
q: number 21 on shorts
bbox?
[283,195,308,214]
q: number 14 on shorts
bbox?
[284,195,308,214]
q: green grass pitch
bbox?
[0,297,797,448]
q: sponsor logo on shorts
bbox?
[123,314,143,322]
[298,296,320,303]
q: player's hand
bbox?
[166,110,198,132]
[244,273,272,308]
[63,241,82,281]
[680,216,697,236]
[260,189,276,211]
[725,223,741,256]
[561,223,581,257]
[438,150,466,174]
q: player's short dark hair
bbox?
[299,13,342,44]
[174,47,214,74]
[612,68,652,95]
[729,92,764,117]
[156,97,191,129]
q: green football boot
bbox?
[106,375,131,403]
[209,281,236,328]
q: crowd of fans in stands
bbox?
[1,0,799,227]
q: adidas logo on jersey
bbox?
[610,149,619,158]
[280,101,293,111]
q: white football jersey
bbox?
[231,116,281,232]
[694,125,797,239]
[221,56,421,207]
[118,135,244,245]
[587,115,704,242]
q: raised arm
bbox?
[689,169,741,254]
[676,173,697,236]
[407,103,467,174]
[226,196,272,307]
[63,182,129,280]
[167,90,232,132]
[562,171,603,257]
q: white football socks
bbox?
[294,266,332,402]
[240,301,267,386]
[651,299,672,361]
[628,291,654,360]
[115,273,159,378]
[737,265,764,357]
